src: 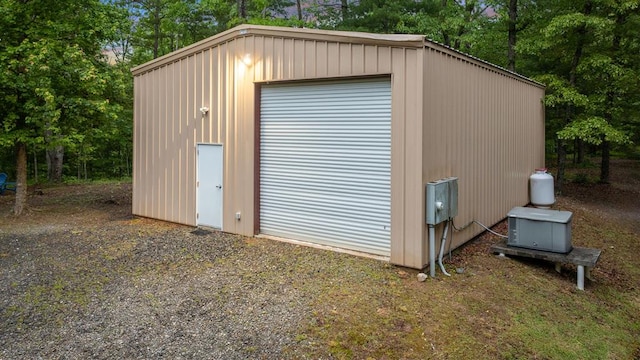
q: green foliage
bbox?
[340,0,419,34]
[508,0,640,183]
[542,12,612,44]
[538,74,589,108]
[124,0,309,63]
[0,0,131,183]
[318,0,491,52]
[558,116,631,145]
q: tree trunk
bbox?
[599,13,623,184]
[126,151,130,177]
[296,0,302,20]
[153,4,161,58]
[577,139,585,164]
[556,139,566,194]
[14,142,28,216]
[557,0,592,195]
[442,32,451,47]
[33,149,38,183]
[507,0,517,71]
[440,0,451,47]
[600,140,610,183]
[455,0,475,50]
[238,0,247,19]
[341,0,348,20]
[46,146,64,183]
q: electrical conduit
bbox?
[429,224,436,278]
[438,220,451,276]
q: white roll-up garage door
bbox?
[260,78,391,256]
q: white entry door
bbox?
[197,144,223,229]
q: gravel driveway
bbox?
[0,187,330,359]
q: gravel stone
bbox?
[0,217,318,359]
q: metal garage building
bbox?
[131,24,545,269]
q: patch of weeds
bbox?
[493,259,640,360]
[296,262,432,359]
[508,308,636,360]
[19,275,106,326]
[144,292,163,310]
[576,159,596,168]
[328,340,353,359]
[572,172,590,184]
[101,240,137,261]
[3,305,26,331]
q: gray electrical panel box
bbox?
[507,207,573,253]
[426,177,458,225]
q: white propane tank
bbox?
[530,168,555,208]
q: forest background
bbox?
[1,0,639,214]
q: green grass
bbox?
[61,176,132,185]
[291,196,640,359]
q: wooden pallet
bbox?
[490,241,601,290]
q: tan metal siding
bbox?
[403,48,425,269]
[315,42,327,77]
[132,76,141,216]
[422,48,545,267]
[170,63,181,222]
[179,58,189,224]
[389,47,425,268]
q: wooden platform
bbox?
[490,241,601,290]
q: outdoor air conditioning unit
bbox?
[507,207,573,253]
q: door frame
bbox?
[196,143,224,229]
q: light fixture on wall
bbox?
[241,54,252,66]
[199,106,209,115]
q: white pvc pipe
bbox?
[438,221,451,276]
[429,225,436,278]
[577,265,585,290]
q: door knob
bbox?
[216,185,222,189]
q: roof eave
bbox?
[422,39,545,89]
[131,24,426,76]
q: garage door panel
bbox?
[261,194,389,213]
[261,181,389,197]
[261,165,390,179]
[261,216,390,246]
[262,88,390,100]
[261,208,390,231]
[261,152,390,162]
[260,78,391,256]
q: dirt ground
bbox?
[561,159,640,233]
[1,159,638,359]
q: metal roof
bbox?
[131,24,543,88]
